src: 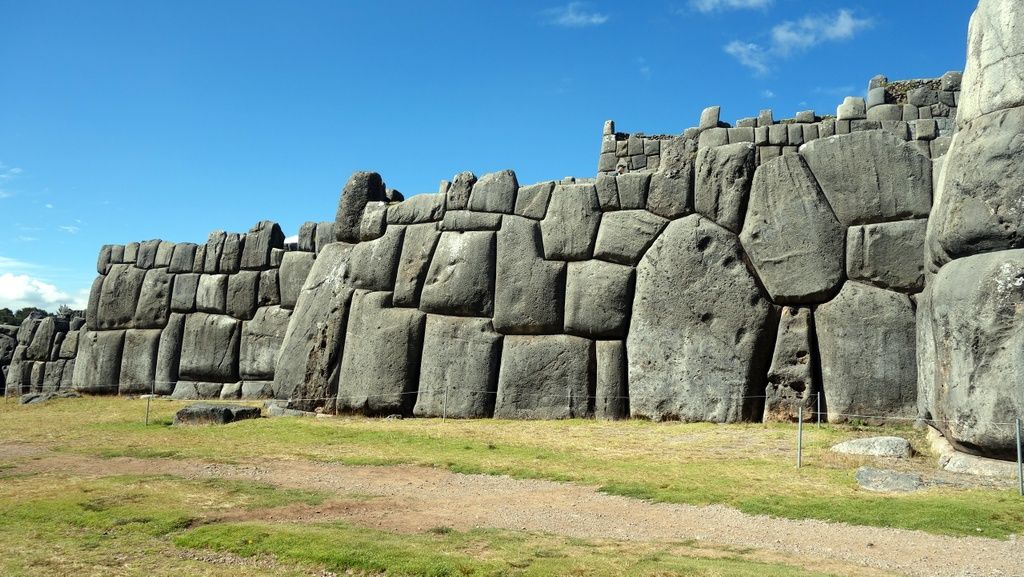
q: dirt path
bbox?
[3,443,1021,577]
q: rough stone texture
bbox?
[854,467,924,492]
[298,222,318,252]
[204,232,225,273]
[392,223,441,308]
[96,264,147,330]
[241,381,275,399]
[540,184,601,261]
[831,436,914,458]
[420,231,496,317]
[336,171,387,243]
[315,221,336,254]
[494,335,593,419]
[616,172,650,210]
[846,219,927,293]
[171,273,199,313]
[816,282,917,424]
[258,270,281,307]
[647,137,695,219]
[345,225,405,291]
[764,307,818,423]
[800,131,932,226]
[172,403,260,425]
[240,305,292,380]
[593,210,668,266]
[192,244,206,273]
[928,107,1024,264]
[72,330,125,394]
[629,215,774,422]
[227,270,260,320]
[514,181,555,220]
[493,216,566,334]
[445,171,476,211]
[196,274,228,314]
[171,381,224,400]
[413,315,502,418]
[387,193,445,225]
[468,170,518,214]
[219,233,243,274]
[118,329,161,394]
[337,291,425,415]
[740,154,845,304]
[279,251,315,310]
[929,249,1024,459]
[155,241,175,268]
[58,330,79,359]
[155,313,185,395]
[916,284,936,421]
[595,340,628,420]
[441,210,502,231]
[564,260,633,338]
[133,268,173,328]
[178,313,241,383]
[957,0,1024,125]
[694,142,756,233]
[273,243,354,408]
[241,220,285,270]
[169,243,197,274]
[137,239,161,269]
[26,317,65,361]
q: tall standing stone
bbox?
[763,307,818,422]
[336,171,387,243]
[241,220,285,270]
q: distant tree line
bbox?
[0,305,82,326]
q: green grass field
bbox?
[0,395,1020,576]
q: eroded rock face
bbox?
[593,210,667,266]
[740,154,845,304]
[846,219,927,293]
[494,334,593,419]
[957,0,1024,125]
[413,315,502,418]
[240,306,292,381]
[493,216,565,334]
[336,172,387,243]
[72,330,125,394]
[694,142,756,233]
[420,231,496,317]
[541,184,601,261]
[178,313,241,383]
[629,215,774,422]
[392,223,441,308]
[764,307,818,423]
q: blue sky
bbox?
[0,0,976,311]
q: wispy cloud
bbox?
[59,225,80,235]
[0,272,88,311]
[543,2,609,27]
[762,89,776,98]
[44,203,54,209]
[724,9,872,75]
[690,0,771,13]
[637,57,652,79]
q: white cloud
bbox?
[59,225,80,234]
[762,89,776,98]
[543,2,609,27]
[724,9,871,75]
[0,273,74,311]
[44,203,54,209]
[690,0,771,13]
[284,234,298,244]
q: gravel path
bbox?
[4,444,1021,577]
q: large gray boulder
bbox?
[647,137,696,219]
[929,249,1024,459]
[337,291,425,415]
[278,252,315,310]
[392,223,441,308]
[694,142,756,233]
[387,193,445,225]
[494,334,593,419]
[420,231,496,317]
[26,317,66,361]
[740,154,845,304]
[169,243,197,274]
[133,268,174,328]
[831,436,913,459]
[345,225,405,291]
[616,173,650,210]
[592,210,668,266]
[763,307,817,422]
[173,403,260,425]
[629,215,774,422]
[513,181,554,220]
[274,243,355,409]
[595,340,627,420]
[444,171,477,211]
[219,233,243,274]
[493,216,565,334]
[468,170,518,214]
[816,282,917,424]
[564,260,633,338]
[336,171,387,243]
[72,330,125,394]
[155,313,185,395]
[203,232,225,273]
[96,264,147,330]
[846,219,926,293]
[258,269,280,307]
[196,274,228,314]
[178,313,241,382]
[957,0,1024,126]
[118,329,161,394]
[800,131,932,226]
[226,271,260,320]
[360,203,387,241]
[413,315,502,418]
[240,305,292,380]
[540,183,601,260]
[916,284,936,421]
[171,273,199,313]
[240,221,285,270]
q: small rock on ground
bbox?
[855,467,924,492]
[831,436,913,458]
[173,403,261,425]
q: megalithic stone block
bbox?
[155,313,185,395]
[240,305,292,380]
[413,315,502,418]
[72,330,125,394]
[119,329,162,394]
[278,252,316,310]
[240,220,285,270]
[134,268,174,328]
[392,223,442,308]
[493,216,566,334]
[419,231,496,317]
[178,313,241,383]
[763,307,818,422]
[540,183,601,261]
[494,334,594,419]
[336,171,387,243]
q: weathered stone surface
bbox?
[392,223,441,308]
[118,329,161,394]
[192,244,206,273]
[336,171,387,243]
[846,219,927,293]
[928,107,1024,263]
[298,222,318,252]
[204,232,226,273]
[594,175,618,211]
[694,142,756,233]
[258,269,280,307]
[764,307,818,422]
[957,0,1024,125]
[171,381,224,400]
[337,291,425,415]
[494,334,593,419]
[916,283,936,421]
[26,317,66,361]
[58,330,79,359]
[413,315,502,418]
[540,184,601,261]
[227,270,260,320]
[40,360,65,392]
[740,154,845,304]
[172,403,260,425]
[96,264,147,330]
[441,210,502,231]
[278,251,315,310]
[444,171,477,211]
[359,202,388,241]
[832,436,913,458]
[647,137,695,219]
[85,276,103,331]
[854,467,924,492]
[929,250,1024,459]
[169,243,197,274]
[155,241,175,268]
[274,243,355,407]
[493,216,566,334]
[240,305,292,380]
[123,242,139,263]
[240,220,285,270]
[387,193,445,225]
[629,215,774,422]
[155,313,185,395]
[241,381,275,399]
[133,268,173,328]
[178,313,241,382]
[97,245,113,274]
[345,225,405,291]
[593,210,668,266]
[816,282,917,424]
[564,260,633,338]
[219,233,243,274]
[72,330,125,394]
[468,170,518,214]
[595,340,627,420]
[137,239,161,269]
[171,273,199,313]
[800,131,932,226]
[196,274,228,314]
[420,231,496,317]
[616,172,650,210]
[219,381,241,399]
[315,221,335,254]
[837,96,866,120]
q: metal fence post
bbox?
[816,391,821,428]
[797,406,804,469]
[442,384,449,422]
[1016,417,1023,497]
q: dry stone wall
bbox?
[3,312,84,396]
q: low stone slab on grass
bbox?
[854,467,924,492]
[831,436,913,459]
[172,403,261,425]
[20,391,80,405]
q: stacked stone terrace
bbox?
[1,313,83,395]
